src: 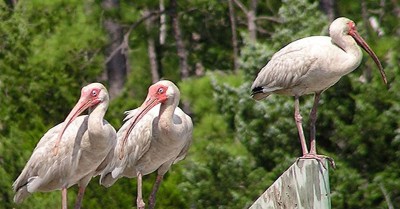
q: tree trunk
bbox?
[391,0,400,19]
[4,0,17,8]
[144,9,160,83]
[159,0,167,45]
[228,0,240,72]
[169,0,192,115]
[170,0,190,79]
[319,0,336,22]
[233,0,257,43]
[102,0,127,99]
[248,0,257,42]
[360,0,372,83]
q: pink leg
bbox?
[137,171,145,209]
[74,186,86,209]
[309,92,321,155]
[148,175,164,209]
[61,187,68,209]
[300,92,335,169]
[294,95,309,155]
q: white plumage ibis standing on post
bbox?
[251,17,387,167]
[13,83,116,209]
[100,80,193,209]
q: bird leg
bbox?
[294,95,309,155]
[309,92,321,155]
[74,186,86,209]
[137,171,146,209]
[61,187,68,209]
[301,92,335,169]
[148,174,164,209]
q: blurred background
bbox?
[0,0,399,208]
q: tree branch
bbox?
[379,183,394,209]
[232,0,248,14]
[255,16,283,23]
[228,0,239,72]
[104,10,167,64]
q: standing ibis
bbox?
[13,83,116,209]
[100,80,193,209]
[251,17,387,167]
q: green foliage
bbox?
[273,0,328,44]
[0,0,105,132]
[179,75,268,208]
[178,0,233,71]
[182,145,267,209]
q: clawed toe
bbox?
[298,154,336,169]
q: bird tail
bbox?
[99,152,126,188]
[13,175,46,203]
[251,86,270,100]
[13,184,30,204]
[12,168,33,204]
[99,172,118,188]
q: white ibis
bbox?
[251,17,387,167]
[100,80,193,209]
[13,83,116,209]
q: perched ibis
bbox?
[251,17,387,167]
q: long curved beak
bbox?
[52,96,99,156]
[350,30,387,85]
[119,96,160,159]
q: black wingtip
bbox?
[250,86,264,100]
[251,86,271,100]
[251,86,263,95]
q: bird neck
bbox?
[87,102,107,139]
[332,35,363,74]
[343,36,362,57]
[158,96,179,135]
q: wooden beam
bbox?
[250,159,331,209]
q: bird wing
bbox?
[123,108,140,122]
[251,39,319,98]
[94,145,115,175]
[121,106,160,161]
[94,122,117,175]
[173,108,193,164]
[107,105,160,179]
[13,116,88,200]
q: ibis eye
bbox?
[158,88,164,94]
[91,90,98,97]
[348,21,356,29]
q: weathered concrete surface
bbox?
[249,159,331,209]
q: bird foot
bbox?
[298,153,336,169]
